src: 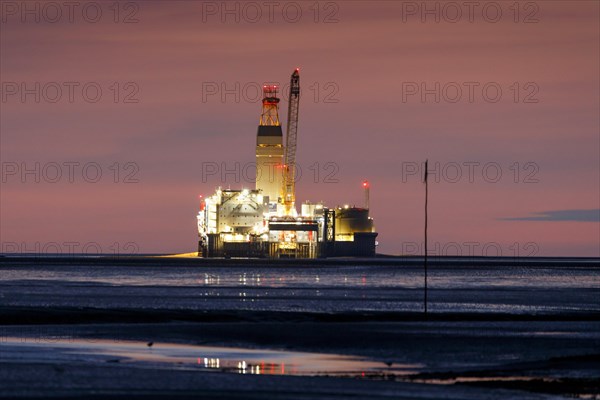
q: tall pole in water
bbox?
[424,160,429,314]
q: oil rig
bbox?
[197,69,378,258]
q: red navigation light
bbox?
[362,181,369,188]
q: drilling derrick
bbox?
[256,85,284,205]
[259,85,281,126]
[282,68,300,215]
[198,67,378,259]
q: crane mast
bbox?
[282,68,300,215]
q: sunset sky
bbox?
[1,1,599,256]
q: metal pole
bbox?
[424,160,428,314]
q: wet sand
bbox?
[1,313,598,399]
[1,256,598,398]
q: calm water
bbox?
[0,259,598,314]
[0,337,420,377]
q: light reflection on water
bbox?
[1,264,599,290]
[0,338,420,377]
[1,262,598,313]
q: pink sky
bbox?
[1,1,598,256]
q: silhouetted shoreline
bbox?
[1,255,599,268]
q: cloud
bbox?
[501,209,600,222]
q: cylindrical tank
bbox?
[335,207,373,235]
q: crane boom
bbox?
[282,68,300,215]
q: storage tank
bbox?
[335,207,373,240]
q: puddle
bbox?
[412,376,548,385]
[0,337,420,377]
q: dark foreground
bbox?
[0,256,598,399]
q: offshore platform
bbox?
[197,69,377,258]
